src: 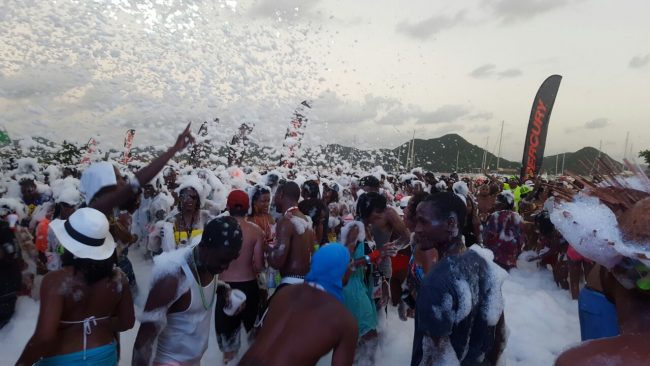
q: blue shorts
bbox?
[578,287,620,341]
[36,343,117,366]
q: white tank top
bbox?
[153,261,216,366]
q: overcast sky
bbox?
[0,0,648,162]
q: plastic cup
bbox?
[223,289,246,316]
[7,214,18,229]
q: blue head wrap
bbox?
[305,243,350,303]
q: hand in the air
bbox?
[173,123,195,152]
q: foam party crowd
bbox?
[0,124,648,366]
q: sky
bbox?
[0,0,648,162]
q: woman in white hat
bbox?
[16,207,134,366]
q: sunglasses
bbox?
[180,192,199,200]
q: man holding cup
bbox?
[133,216,243,366]
[215,190,265,364]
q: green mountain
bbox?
[390,133,519,173]
[542,147,624,176]
[1,133,625,176]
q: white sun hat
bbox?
[49,207,116,260]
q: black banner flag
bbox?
[520,75,562,179]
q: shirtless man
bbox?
[215,190,264,364]
[476,183,496,223]
[132,217,243,366]
[555,263,650,366]
[267,181,315,290]
[240,244,358,366]
[358,192,409,306]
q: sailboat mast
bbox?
[405,139,411,169]
[496,120,504,172]
[409,130,415,169]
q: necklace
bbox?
[190,247,216,311]
[175,213,196,246]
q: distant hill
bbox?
[541,147,624,176]
[1,133,625,176]
[390,133,519,173]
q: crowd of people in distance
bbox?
[1,124,649,365]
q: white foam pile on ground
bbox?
[0,246,580,365]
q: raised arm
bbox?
[132,273,180,366]
[91,124,194,215]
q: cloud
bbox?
[416,105,470,124]
[376,108,417,125]
[469,64,496,79]
[629,54,650,69]
[312,91,401,125]
[486,0,568,24]
[248,0,323,21]
[434,123,466,135]
[467,112,494,121]
[395,11,465,40]
[585,118,609,129]
[497,68,523,78]
[0,64,92,99]
[469,64,522,79]
[473,125,492,134]
[312,92,484,128]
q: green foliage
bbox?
[639,150,650,165]
[54,140,82,165]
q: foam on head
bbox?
[201,216,243,253]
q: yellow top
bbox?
[173,228,204,247]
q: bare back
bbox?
[219,218,264,282]
[240,284,357,366]
[42,267,133,357]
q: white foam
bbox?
[548,194,623,268]
[340,220,366,244]
[290,214,313,235]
